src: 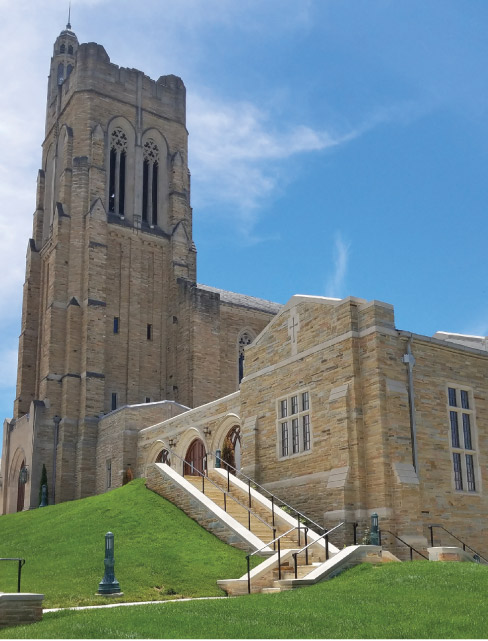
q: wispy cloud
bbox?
[188,94,359,228]
[325,232,350,298]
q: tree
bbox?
[39,464,48,506]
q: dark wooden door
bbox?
[17,460,25,512]
[184,439,206,476]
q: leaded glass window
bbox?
[277,389,311,459]
[448,386,478,493]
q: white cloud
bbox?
[325,232,350,299]
[188,93,358,226]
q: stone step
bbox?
[261,587,281,594]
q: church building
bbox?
[2,26,488,559]
[0,24,279,512]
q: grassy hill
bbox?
[0,479,254,608]
[2,562,488,638]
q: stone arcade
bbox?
[2,26,488,557]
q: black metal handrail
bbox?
[428,524,488,563]
[245,526,301,594]
[379,530,428,560]
[0,558,25,592]
[155,441,274,536]
[292,521,345,579]
[206,451,326,535]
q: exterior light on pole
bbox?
[97,532,123,596]
[52,415,61,505]
[39,484,48,508]
[370,512,380,545]
[215,449,222,468]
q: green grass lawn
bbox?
[2,561,488,638]
[0,479,256,608]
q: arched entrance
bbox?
[17,459,25,513]
[221,425,241,473]
[184,439,206,476]
[155,448,171,465]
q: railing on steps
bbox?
[0,558,25,592]
[379,530,428,560]
[428,524,488,563]
[205,451,326,538]
[291,521,345,579]
[155,440,275,539]
[245,526,304,594]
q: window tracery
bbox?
[109,128,128,215]
[142,138,159,226]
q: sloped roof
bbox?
[197,284,282,314]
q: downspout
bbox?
[402,335,418,475]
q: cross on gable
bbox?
[287,311,300,356]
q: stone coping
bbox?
[0,593,44,601]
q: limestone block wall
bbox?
[95,400,188,494]
[0,593,44,630]
[405,335,488,556]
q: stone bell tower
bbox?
[10,22,196,504]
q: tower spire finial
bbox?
[66,2,72,30]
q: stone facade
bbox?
[0,27,278,514]
[131,294,488,558]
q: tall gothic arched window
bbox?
[57,63,64,84]
[238,331,254,383]
[142,139,159,226]
[109,128,127,215]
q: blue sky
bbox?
[0,0,487,433]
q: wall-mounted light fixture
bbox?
[18,465,29,485]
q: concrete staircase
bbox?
[183,472,311,552]
[146,463,397,595]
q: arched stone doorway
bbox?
[184,439,206,476]
[221,425,241,473]
[17,459,26,513]
[155,449,171,465]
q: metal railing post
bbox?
[305,528,309,565]
[353,522,358,545]
[248,479,251,508]
[429,525,434,548]
[202,473,205,493]
[247,555,251,594]
[293,552,298,579]
[278,538,282,580]
[297,517,301,546]
[248,508,251,531]
[227,467,230,492]
[410,547,413,561]
[273,528,277,551]
[224,492,227,512]
[325,534,329,561]
[17,560,22,593]
[271,496,275,527]
[379,529,382,546]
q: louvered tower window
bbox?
[109,128,128,215]
[142,139,159,226]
